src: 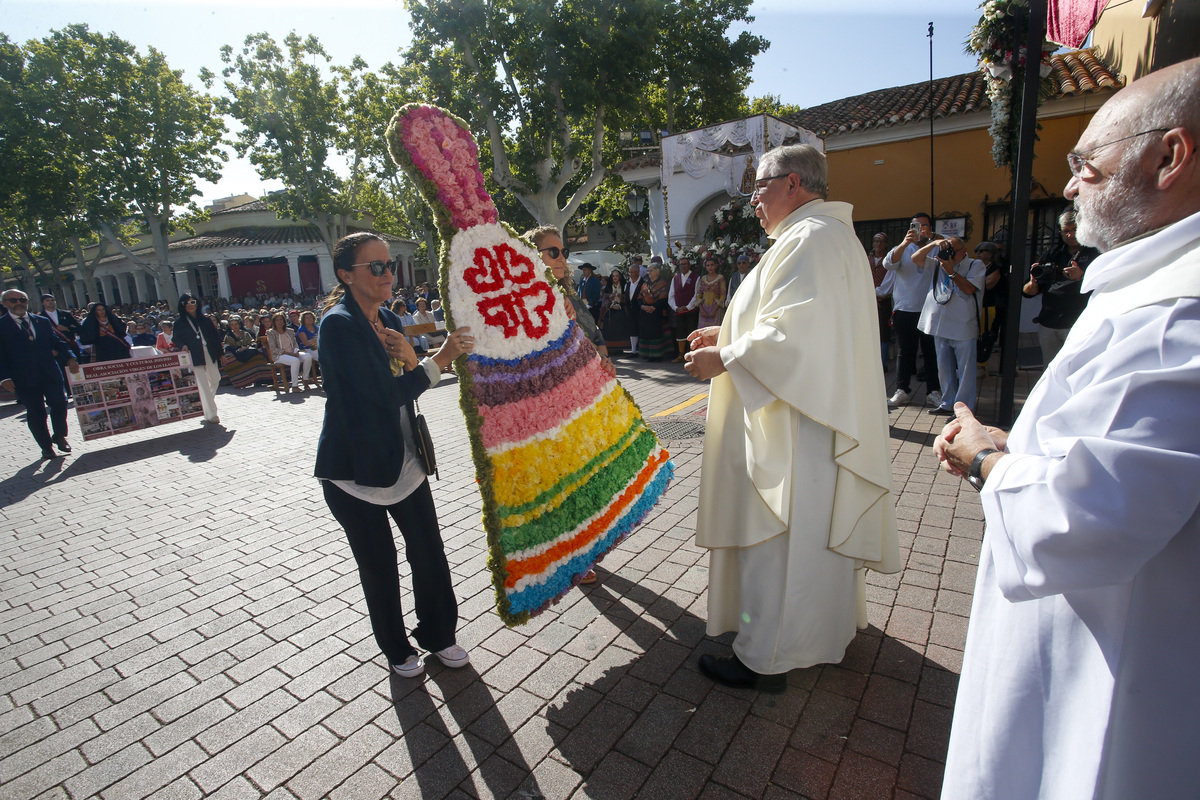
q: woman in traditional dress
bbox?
[637,263,672,361]
[600,268,632,353]
[79,302,131,362]
[314,231,475,679]
[697,256,728,328]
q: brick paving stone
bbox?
[0,364,1039,800]
[638,750,715,800]
[711,715,791,798]
[828,751,899,800]
[772,747,838,799]
[98,741,206,800]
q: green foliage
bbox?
[742,94,803,119]
[1,25,225,303]
[402,0,766,231]
[210,33,352,247]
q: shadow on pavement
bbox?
[544,571,956,798]
[387,665,544,799]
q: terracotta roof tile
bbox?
[171,226,325,250]
[211,199,273,214]
[783,47,1123,138]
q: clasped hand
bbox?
[683,326,725,381]
[932,403,1009,477]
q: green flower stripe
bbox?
[497,428,658,553]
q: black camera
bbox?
[1030,263,1063,282]
[937,245,956,261]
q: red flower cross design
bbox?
[464,243,556,339]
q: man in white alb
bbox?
[684,144,900,691]
[934,57,1200,799]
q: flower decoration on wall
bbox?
[704,198,762,245]
[968,0,1057,168]
[386,104,674,627]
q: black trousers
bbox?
[322,479,458,664]
[892,310,941,394]
[16,379,68,451]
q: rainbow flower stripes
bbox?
[387,103,673,625]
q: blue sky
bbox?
[4,0,982,205]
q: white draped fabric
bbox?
[660,115,823,196]
[942,209,1200,800]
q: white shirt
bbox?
[8,311,36,340]
[917,257,985,341]
[330,357,443,505]
[882,241,934,312]
[943,209,1200,799]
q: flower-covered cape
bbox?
[386,103,674,626]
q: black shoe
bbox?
[698,653,787,693]
[52,436,71,453]
[928,406,954,416]
[40,448,60,460]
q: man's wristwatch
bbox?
[967,449,1000,492]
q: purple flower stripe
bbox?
[469,339,593,407]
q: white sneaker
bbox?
[391,655,424,678]
[434,645,470,669]
[887,389,912,407]
[926,390,943,408]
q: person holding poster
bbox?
[173,293,224,425]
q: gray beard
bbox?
[1075,156,1156,252]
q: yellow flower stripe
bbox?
[497,425,645,529]
[490,385,635,507]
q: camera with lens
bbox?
[1030,263,1064,282]
[937,244,956,261]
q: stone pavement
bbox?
[0,351,1040,800]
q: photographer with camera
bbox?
[912,235,986,416]
[1022,209,1099,365]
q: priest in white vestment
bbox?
[685,144,900,692]
[934,57,1200,799]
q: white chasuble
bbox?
[697,199,900,674]
[943,210,1200,800]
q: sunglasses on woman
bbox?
[351,260,399,276]
[538,246,569,259]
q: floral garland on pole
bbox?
[386,104,674,627]
[968,0,1057,168]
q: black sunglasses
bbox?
[538,246,568,259]
[351,260,398,276]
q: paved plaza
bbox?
[0,352,1039,800]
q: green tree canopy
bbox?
[403,0,766,231]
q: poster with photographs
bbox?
[67,352,204,440]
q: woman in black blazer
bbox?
[314,232,475,679]
[173,293,225,425]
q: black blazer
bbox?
[314,291,431,488]
[79,314,131,361]
[0,313,76,391]
[173,312,224,364]
[39,308,81,339]
[625,277,645,322]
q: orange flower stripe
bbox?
[502,450,670,589]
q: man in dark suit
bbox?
[39,294,82,342]
[625,258,644,356]
[578,263,602,322]
[1,289,78,459]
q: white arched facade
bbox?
[618,114,822,260]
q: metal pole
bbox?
[928,22,935,218]
[998,0,1048,426]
